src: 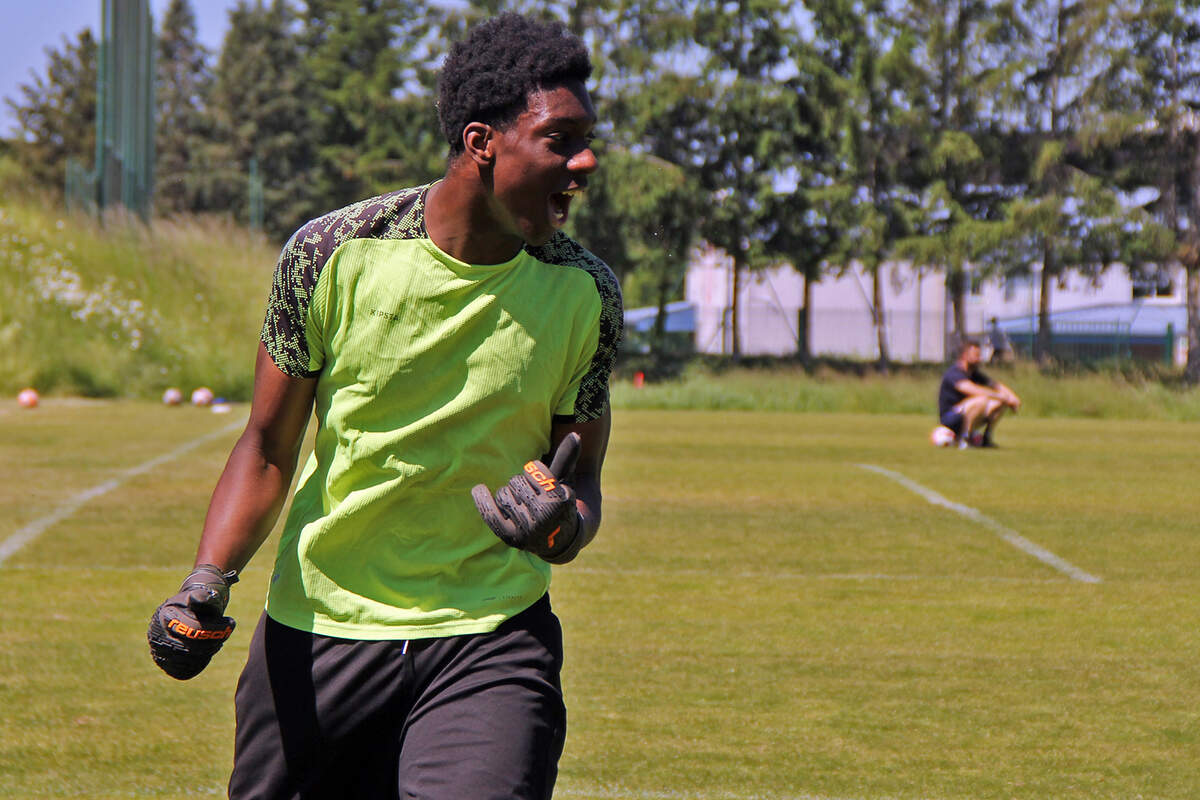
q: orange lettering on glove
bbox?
[167,618,233,641]
[524,462,557,492]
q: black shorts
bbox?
[940,408,965,435]
[228,595,566,800]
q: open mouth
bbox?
[549,188,583,228]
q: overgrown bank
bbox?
[1,198,276,399]
[5,197,1200,420]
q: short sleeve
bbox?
[260,227,327,378]
[527,233,624,424]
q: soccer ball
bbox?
[191,387,215,407]
[162,387,184,406]
[930,425,956,447]
[17,388,39,409]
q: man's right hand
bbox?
[147,564,238,680]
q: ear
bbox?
[462,122,496,167]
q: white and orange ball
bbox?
[191,387,214,407]
[162,387,184,406]
[17,387,39,409]
[930,425,956,447]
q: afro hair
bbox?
[437,13,592,155]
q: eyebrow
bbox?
[543,113,597,128]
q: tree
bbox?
[808,0,923,370]
[4,30,98,194]
[1124,1,1200,380]
[1003,0,1132,362]
[888,0,1024,349]
[301,0,443,211]
[569,145,701,364]
[615,0,819,359]
[155,0,213,215]
[206,0,317,239]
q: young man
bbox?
[938,339,1021,448]
[147,14,622,800]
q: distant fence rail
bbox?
[1006,322,1175,364]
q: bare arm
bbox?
[549,408,611,553]
[953,378,1020,409]
[193,342,317,573]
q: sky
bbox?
[0,0,239,133]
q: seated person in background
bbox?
[938,339,1021,447]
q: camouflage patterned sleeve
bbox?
[260,224,327,378]
[529,234,624,423]
[260,187,429,378]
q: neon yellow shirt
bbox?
[259,186,622,639]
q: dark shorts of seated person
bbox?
[939,409,965,436]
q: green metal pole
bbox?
[95,0,111,210]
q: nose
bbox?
[569,144,598,175]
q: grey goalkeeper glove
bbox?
[472,433,584,564]
[147,564,238,680]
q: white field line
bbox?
[556,788,876,800]
[567,566,1068,584]
[0,417,245,566]
[857,464,1101,584]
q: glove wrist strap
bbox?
[187,563,239,587]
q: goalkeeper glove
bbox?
[472,433,584,564]
[147,564,238,680]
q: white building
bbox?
[683,242,1187,363]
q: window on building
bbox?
[1132,269,1174,299]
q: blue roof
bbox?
[624,301,696,333]
[995,303,1185,337]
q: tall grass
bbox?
[612,360,1200,421]
[0,196,277,399]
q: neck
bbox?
[425,166,525,265]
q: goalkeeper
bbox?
[147,13,621,800]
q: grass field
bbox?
[2,400,1199,799]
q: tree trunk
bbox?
[873,267,890,372]
[798,267,813,364]
[1036,248,1054,364]
[947,268,966,353]
[729,255,742,358]
[651,273,671,365]
[1186,266,1200,383]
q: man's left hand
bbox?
[472,434,582,563]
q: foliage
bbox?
[568,144,701,359]
[1121,0,1200,381]
[806,0,924,368]
[301,0,445,213]
[155,0,214,215]
[205,0,318,240]
[3,30,97,194]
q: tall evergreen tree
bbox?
[4,30,98,194]
[889,0,1023,349]
[1125,0,1200,380]
[1003,0,1132,362]
[207,0,316,239]
[614,0,818,358]
[808,0,923,370]
[155,0,213,215]
[302,0,442,210]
